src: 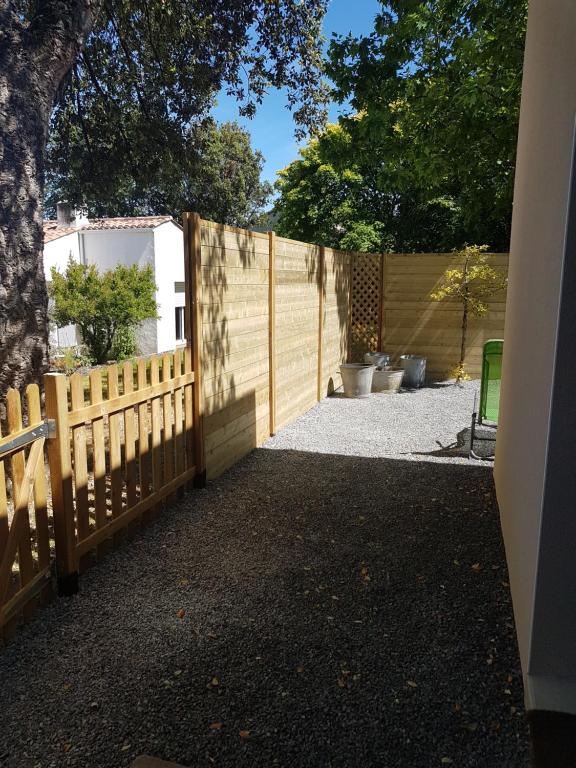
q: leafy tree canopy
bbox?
[38,0,329,220]
[274,120,468,252]
[47,119,273,227]
[276,0,527,252]
[50,260,158,364]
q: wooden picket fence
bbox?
[0,385,53,635]
[0,347,203,640]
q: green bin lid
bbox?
[483,339,503,355]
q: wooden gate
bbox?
[0,386,53,637]
[1,347,203,639]
[45,349,201,588]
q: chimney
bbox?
[56,201,73,227]
[72,206,89,229]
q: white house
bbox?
[43,208,186,356]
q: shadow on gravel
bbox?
[0,450,529,768]
[406,426,496,459]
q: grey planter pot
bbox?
[399,355,427,388]
[372,368,404,393]
[340,364,375,398]
[364,351,391,368]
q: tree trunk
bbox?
[0,3,101,402]
[0,44,51,400]
[459,299,468,377]
[456,256,470,383]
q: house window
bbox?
[175,306,185,342]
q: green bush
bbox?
[110,326,138,361]
[50,260,158,364]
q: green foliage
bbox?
[274,121,466,251]
[50,260,158,364]
[50,346,95,374]
[277,0,527,252]
[339,222,386,253]
[47,119,273,227]
[431,245,507,315]
[431,245,508,381]
[110,326,138,362]
[41,1,329,220]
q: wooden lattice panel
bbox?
[350,253,382,362]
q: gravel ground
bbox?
[0,382,529,768]
[268,381,494,461]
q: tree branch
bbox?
[80,50,135,164]
[104,4,151,120]
[27,0,105,90]
[73,63,95,174]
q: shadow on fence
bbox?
[187,215,352,479]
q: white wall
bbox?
[153,222,185,353]
[82,229,155,270]
[82,229,157,355]
[43,232,81,348]
[45,223,185,356]
[494,0,576,714]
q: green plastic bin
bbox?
[479,339,503,424]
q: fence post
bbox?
[268,231,276,436]
[44,372,78,596]
[183,212,206,488]
[317,245,325,401]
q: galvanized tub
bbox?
[399,355,426,388]
[372,368,404,393]
[340,364,375,398]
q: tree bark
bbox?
[0,1,101,402]
[459,299,468,378]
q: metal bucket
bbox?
[399,355,426,388]
[340,364,375,398]
[372,368,404,393]
[364,352,391,369]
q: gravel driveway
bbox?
[0,382,529,768]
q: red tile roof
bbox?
[43,216,177,243]
[43,222,77,243]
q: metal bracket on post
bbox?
[0,419,56,460]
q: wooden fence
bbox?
[1,217,508,640]
[349,252,509,379]
[184,214,351,479]
[0,386,53,637]
[184,214,508,478]
[0,348,202,640]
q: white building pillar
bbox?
[494,0,576,743]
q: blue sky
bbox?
[211,0,381,187]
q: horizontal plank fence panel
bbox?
[198,216,272,478]
[380,252,508,379]
[191,218,351,478]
